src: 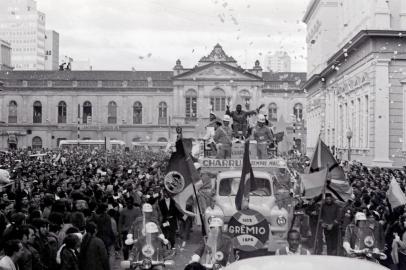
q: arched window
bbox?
[185,89,197,119]
[210,88,226,112]
[33,101,42,123]
[32,136,42,150]
[57,101,67,123]
[268,103,277,121]
[8,101,17,123]
[158,102,167,125]
[158,137,168,142]
[239,90,251,110]
[83,101,92,124]
[107,101,117,124]
[133,101,142,124]
[293,103,303,121]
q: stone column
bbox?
[373,58,392,166]
[400,0,406,29]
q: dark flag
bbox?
[165,138,205,234]
[235,140,256,211]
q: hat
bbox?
[223,115,231,122]
[142,203,153,213]
[209,217,224,228]
[194,163,202,170]
[354,212,367,222]
[257,114,266,123]
[145,222,159,234]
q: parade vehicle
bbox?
[222,255,388,270]
[59,139,126,149]
[199,153,293,253]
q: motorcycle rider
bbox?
[126,203,168,248]
[190,217,234,268]
[343,212,385,258]
[128,222,169,270]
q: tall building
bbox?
[303,0,406,167]
[44,30,59,70]
[265,51,291,72]
[0,44,306,151]
[0,39,12,70]
[0,0,46,70]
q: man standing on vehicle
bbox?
[226,104,264,138]
[213,120,232,159]
[275,229,310,255]
[252,114,273,159]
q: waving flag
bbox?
[308,137,345,181]
[165,139,200,215]
[235,140,256,210]
[387,177,406,208]
[305,137,351,202]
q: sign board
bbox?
[201,158,287,168]
[228,209,269,252]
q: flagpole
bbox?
[313,167,328,254]
[178,129,207,236]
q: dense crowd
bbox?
[0,147,175,270]
[0,144,404,269]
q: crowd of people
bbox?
[0,134,404,270]
[0,147,184,270]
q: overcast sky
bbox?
[36,0,308,71]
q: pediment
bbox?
[174,63,262,81]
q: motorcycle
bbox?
[348,234,386,264]
[120,258,174,270]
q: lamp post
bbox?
[346,129,353,161]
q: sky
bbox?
[35,0,309,71]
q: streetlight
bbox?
[346,129,353,161]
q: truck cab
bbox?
[200,158,292,252]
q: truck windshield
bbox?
[219,177,271,196]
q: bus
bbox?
[59,140,126,150]
[131,141,172,152]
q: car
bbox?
[222,255,389,270]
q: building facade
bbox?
[44,30,59,70]
[0,44,306,150]
[0,39,12,71]
[265,51,291,72]
[0,0,46,70]
[303,0,406,167]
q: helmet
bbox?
[223,115,231,122]
[142,203,153,213]
[145,222,159,234]
[257,114,266,123]
[209,217,224,228]
[194,162,202,170]
[354,212,367,222]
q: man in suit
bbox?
[157,190,187,248]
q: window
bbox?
[133,102,142,124]
[210,88,226,112]
[293,103,303,121]
[57,101,67,123]
[83,101,92,124]
[8,101,17,123]
[32,136,42,150]
[158,102,167,125]
[33,101,42,123]
[107,101,117,124]
[268,103,277,121]
[185,89,197,119]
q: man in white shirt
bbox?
[0,240,24,270]
[275,230,310,255]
